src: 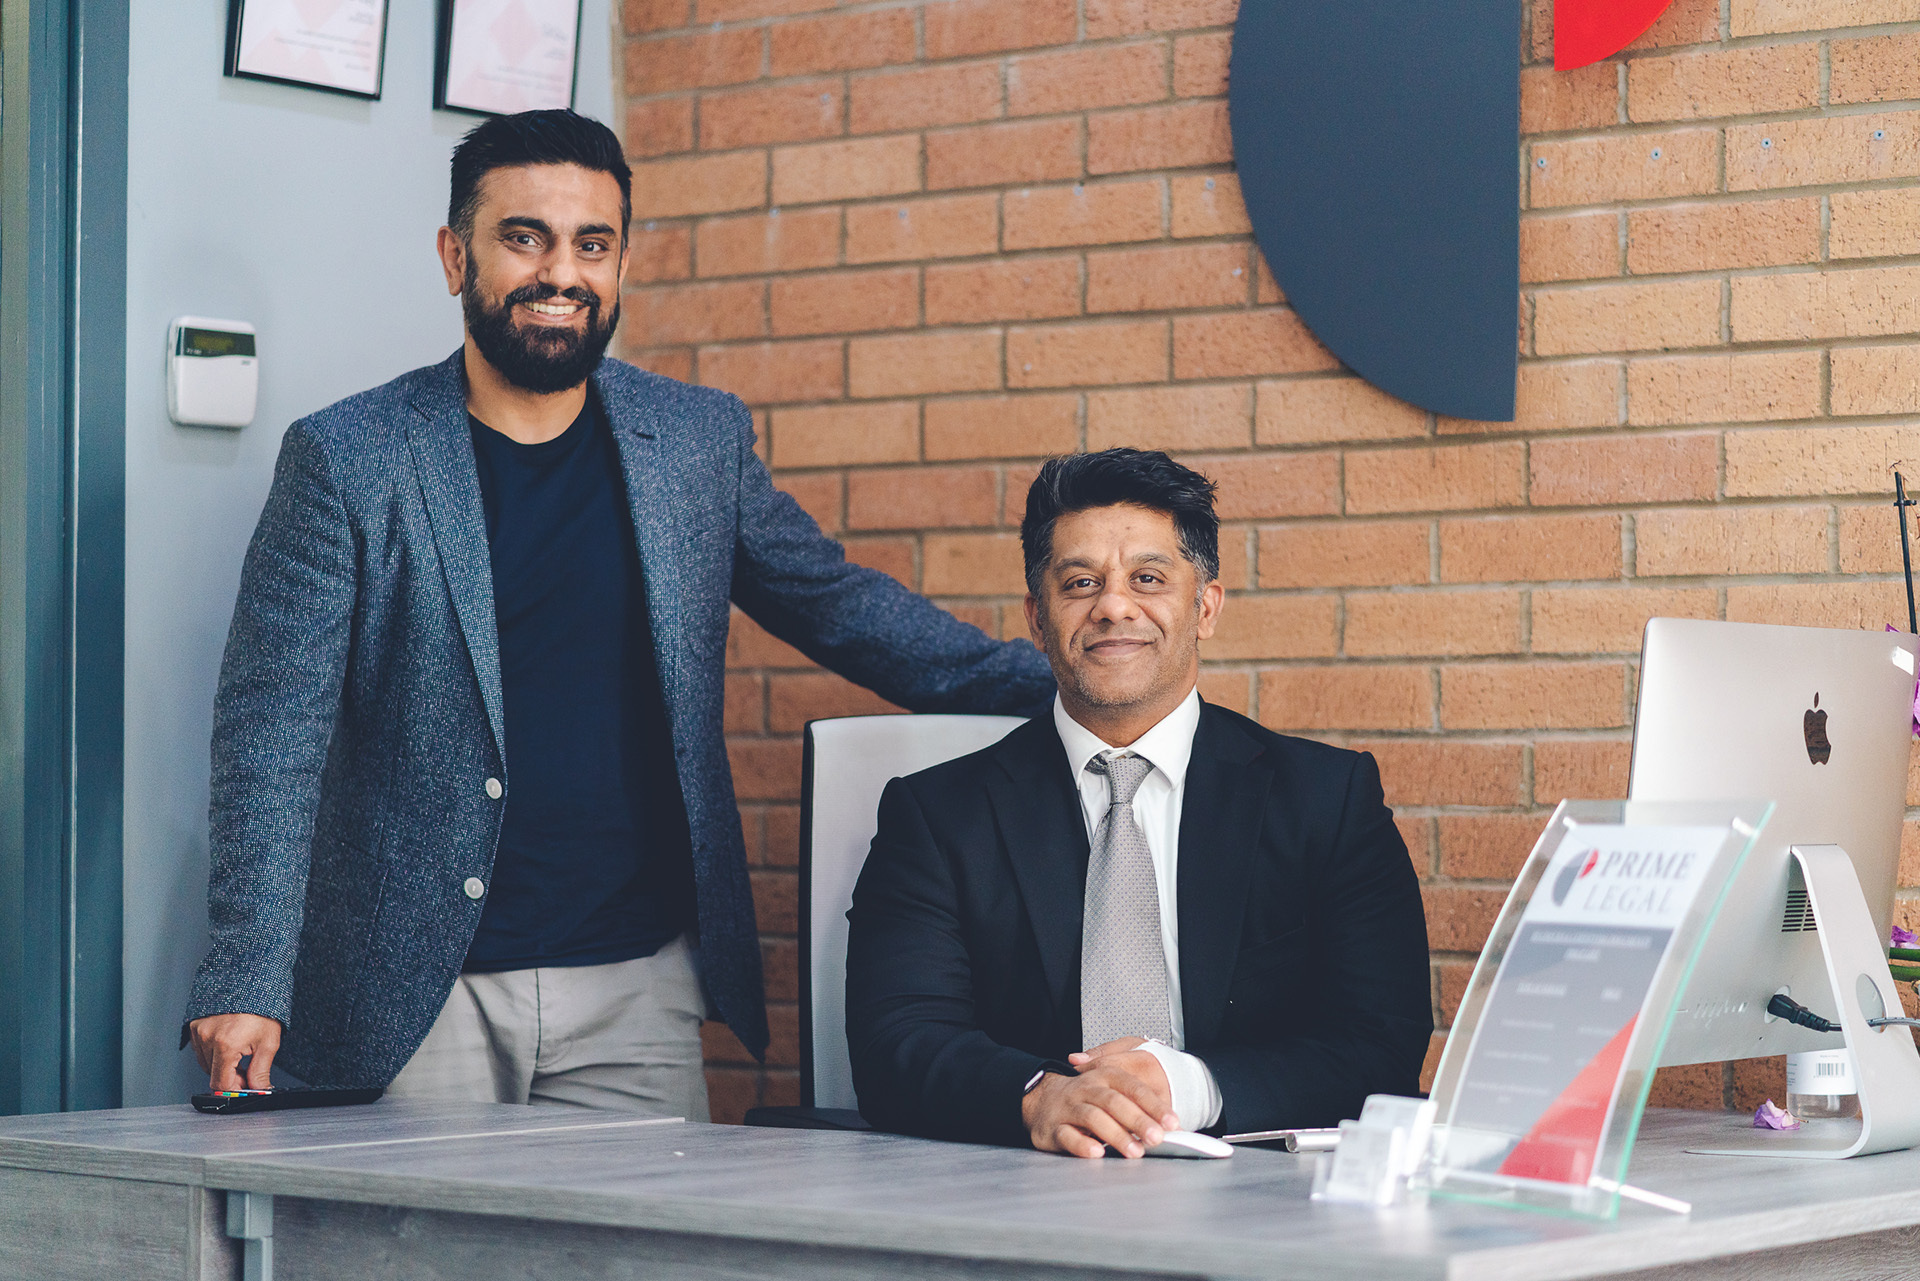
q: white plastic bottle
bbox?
[1786,1048,1860,1121]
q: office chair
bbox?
[743,713,1023,1129]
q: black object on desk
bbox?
[191,1086,384,1114]
[743,1105,871,1131]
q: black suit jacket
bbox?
[845,702,1432,1146]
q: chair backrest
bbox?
[800,713,1025,1110]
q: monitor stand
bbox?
[1688,845,1920,1158]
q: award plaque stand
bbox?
[1425,800,1769,1220]
[1686,844,1920,1159]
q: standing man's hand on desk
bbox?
[1022,1047,1178,1159]
[189,1013,281,1091]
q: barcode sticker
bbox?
[1787,1049,1856,1095]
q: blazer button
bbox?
[484,777,503,800]
[463,877,486,901]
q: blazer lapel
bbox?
[597,362,686,698]
[1177,704,1272,1048]
[404,351,505,756]
[984,720,1090,1016]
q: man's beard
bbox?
[463,256,620,394]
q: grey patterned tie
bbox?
[1080,752,1174,1047]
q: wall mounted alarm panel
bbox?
[168,317,257,428]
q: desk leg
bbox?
[225,1191,273,1281]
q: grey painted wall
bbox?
[122,1,618,1105]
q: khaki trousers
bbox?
[386,934,710,1120]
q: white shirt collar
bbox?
[1052,686,1202,793]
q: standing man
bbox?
[184,110,1052,1118]
[846,449,1431,1153]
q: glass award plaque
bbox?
[1425,799,1770,1219]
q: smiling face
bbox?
[1024,502,1224,744]
[439,162,627,394]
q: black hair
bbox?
[448,109,632,243]
[1019,448,1220,595]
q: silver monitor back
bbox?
[1627,618,1916,1066]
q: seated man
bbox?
[846,448,1431,1157]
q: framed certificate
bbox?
[435,0,584,117]
[224,0,390,100]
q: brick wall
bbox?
[617,0,1920,1121]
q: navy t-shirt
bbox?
[462,394,695,972]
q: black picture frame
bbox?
[434,0,584,118]
[224,0,391,101]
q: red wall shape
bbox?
[1555,0,1676,69]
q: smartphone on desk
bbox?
[191,1086,384,1115]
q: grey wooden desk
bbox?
[0,1102,680,1279]
[4,1104,1920,1281]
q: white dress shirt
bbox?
[1053,687,1223,1130]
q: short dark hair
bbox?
[1019,449,1220,595]
[448,109,632,243]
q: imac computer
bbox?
[1628,617,1920,1154]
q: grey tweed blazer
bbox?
[185,350,1053,1087]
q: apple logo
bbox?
[1805,693,1831,765]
